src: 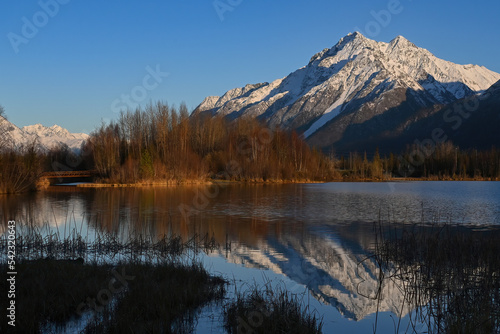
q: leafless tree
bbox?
[0,105,8,150]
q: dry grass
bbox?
[224,284,323,334]
[1,220,218,264]
[0,219,326,333]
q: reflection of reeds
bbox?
[0,217,328,333]
[223,283,323,334]
[0,221,219,264]
[374,223,500,333]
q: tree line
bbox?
[83,102,499,183]
[337,142,500,180]
[83,102,336,183]
[1,101,499,193]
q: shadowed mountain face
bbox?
[395,79,500,152]
[193,33,500,153]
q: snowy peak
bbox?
[23,124,77,139]
[217,225,411,321]
[388,35,415,48]
[194,33,500,150]
[340,31,369,45]
[49,124,69,135]
[1,119,88,152]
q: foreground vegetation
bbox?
[83,262,226,334]
[0,259,225,334]
[373,223,500,333]
[0,224,225,333]
[1,215,500,333]
[0,221,324,333]
[224,285,323,334]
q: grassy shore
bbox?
[71,174,500,189]
[0,226,324,333]
[0,259,226,334]
[0,229,226,333]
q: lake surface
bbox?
[2,181,500,333]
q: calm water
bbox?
[2,181,500,333]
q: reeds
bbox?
[0,259,113,333]
[0,259,226,334]
[0,220,219,264]
[0,218,327,333]
[83,262,226,334]
[223,283,323,334]
[0,222,224,334]
[373,223,500,333]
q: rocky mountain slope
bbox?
[398,79,500,152]
[194,32,500,153]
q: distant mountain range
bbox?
[194,32,500,153]
[0,117,88,152]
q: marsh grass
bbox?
[0,219,326,333]
[0,223,225,334]
[0,259,112,333]
[83,262,226,334]
[373,223,500,333]
[0,259,226,334]
[223,283,323,334]
[1,219,219,264]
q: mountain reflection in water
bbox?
[1,182,499,332]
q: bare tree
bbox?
[0,105,8,150]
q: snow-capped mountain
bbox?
[194,32,500,152]
[0,117,88,152]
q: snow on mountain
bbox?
[0,117,88,152]
[0,117,29,146]
[214,227,411,321]
[193,32,500,151]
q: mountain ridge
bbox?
[0,117,88,152]
[194,32,500,153]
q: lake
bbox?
[2,181,500,333]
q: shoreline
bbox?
[2,176,496,194]
[72,176,500,188]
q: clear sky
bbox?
[1,0,499,134]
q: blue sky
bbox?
[1,0,499,133]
